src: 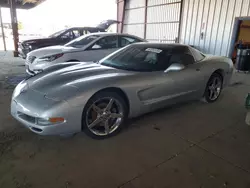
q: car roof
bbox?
[82,32,145,39]
[130,42,190,48]
[81,32,147,41]
[67,27,102,29]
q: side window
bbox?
[189,47,205,62]
[169,53,195,66]
[91,36,118,50]
[61,31,74,40]
[119,36,140,47]
[72,30,81,38]
[83,30,91,35]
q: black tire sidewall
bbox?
[204,73,223,103]
[82,91,128,139]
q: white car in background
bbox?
[25,33,146,75]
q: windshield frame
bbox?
[49,29,68,38]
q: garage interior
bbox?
[0,0,250,188]
[118,0,250,58]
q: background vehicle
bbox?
[25,33,146,75]
[11,43,234,139]
[18,20,119,59]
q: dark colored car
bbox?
[18,20,119,59]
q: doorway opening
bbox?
[229,17,250,62]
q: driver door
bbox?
[162,53,205,103]
[141,52,204,111]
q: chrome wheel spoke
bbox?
[104,119,110,134]
[209,86,213,90]
[215,89,220,96]
[110,113,123,118]
[88,117,102,128]
[93,104,103,114]
[213,78,218,85]
[105,98,114,112]
[209,90,214,99]
[215,83,221,88]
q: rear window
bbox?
[190,47,205,62]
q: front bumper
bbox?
[246,111,250,126]
[11,92,81,136]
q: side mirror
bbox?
[92,44,101,49]
[164,63,185,73]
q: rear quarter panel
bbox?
[200,55,233,88]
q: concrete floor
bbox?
[0,53,250,188]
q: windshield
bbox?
[99,45,172,72]
[49,29,67,38]
[65,35,100,48]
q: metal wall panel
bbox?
[180,0,250,56]
[146,1,181,42]
[147,0,180,6]
[123,0,145,38]
[125,0,145,9]
[146,23,179,41]
[124,8,145,24]
[147,3,180,23]
[123,24,145,38]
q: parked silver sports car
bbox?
[11,43,234,139]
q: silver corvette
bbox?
[11,43,234,139]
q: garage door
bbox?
[123,0,182,43]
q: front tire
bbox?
[82,91,128,139]
[203,73,223,103]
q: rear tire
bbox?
[82,91,128,139]
[203,73,223,103]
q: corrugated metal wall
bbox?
[146,0,181,43]
[123,0,182,41]
[180,0,250,56]
[123,0,146,38]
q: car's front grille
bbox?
[27,55,36,64]
[17,111,36,124]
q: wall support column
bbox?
[0,7,6,51]
[143,0,148,39]
[117,0,125,33]
[9,0,19,57]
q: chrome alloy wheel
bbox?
[86,97,124,136]
[208,76,222,101]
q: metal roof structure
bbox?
[0,0,45,9]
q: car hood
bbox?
[26,62,133,99]
[20,37,55,45]
[28,45,80,58]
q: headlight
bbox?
[23,43,32,50]
[38,53,64,62]
[37,117,65,126]
[12,81,28,98]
